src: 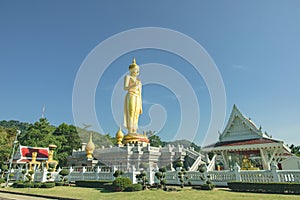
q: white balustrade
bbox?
[8,165,300,186]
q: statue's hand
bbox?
[136,79,141,86]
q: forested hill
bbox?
[0,120,31,134]
[0,120,200,150]
[0,120,115,149]
[76,127,115,148]
[166,139,201,152]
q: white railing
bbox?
[209,171,236,183]
[240,170,274,182]
[277,170,300,182]
[9,166,300,187]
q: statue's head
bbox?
[129,58,140,76]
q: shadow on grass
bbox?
[216,188,232,192]
[93,188,116,193]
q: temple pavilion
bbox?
[11,144,59,172]
[203,105,292,170]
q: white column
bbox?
[221,151,229,170]
[260,148,270,170]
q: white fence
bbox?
[10,165,300,187]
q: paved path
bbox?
[0,192,53,200]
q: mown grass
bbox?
[1,186,300,200]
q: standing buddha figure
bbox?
[123,58,142,134]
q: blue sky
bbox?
[0,1,300,146]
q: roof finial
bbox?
[85,132,95,160]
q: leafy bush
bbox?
[14,182,26,188]
[24,182,34,188]
[0,178,5,183]
[155,168,167,189]
[59,169,69,182]
[75,180,112,188]
[33,182,42,188]
[159,167,167,173]
[1,164,8,171]
[124,184,143,192]
[199,167,205,173]
[41,182,55,188]
[48,163,56,169]
[113,170,124,178]
[59,169,69,176]
[174,161,183,168]
[112,177,132,191]
[46,173,52,181]
[178,169,188,188]
[136,172,148,189]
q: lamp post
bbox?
[5,130,21,187]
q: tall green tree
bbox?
[53,123,81,166]
[0,127,18,164]
[18,118,56,147]
[149,135,165,147]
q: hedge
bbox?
[75,180,112,188]
[33,182,42,188]
[40,182,55,188]
[12,182,35,188]
[124,184,143,192]
[13,182,27,188]
[228,181,300,194]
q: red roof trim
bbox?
[20,146,49,160]
[205,138,279,148]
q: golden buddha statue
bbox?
[29,152,41,171]
[46,144,58,172]
[241,155,259,170]
[122,58,149,144]
[124,58,142,134]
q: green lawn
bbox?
[1,187,299,200]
